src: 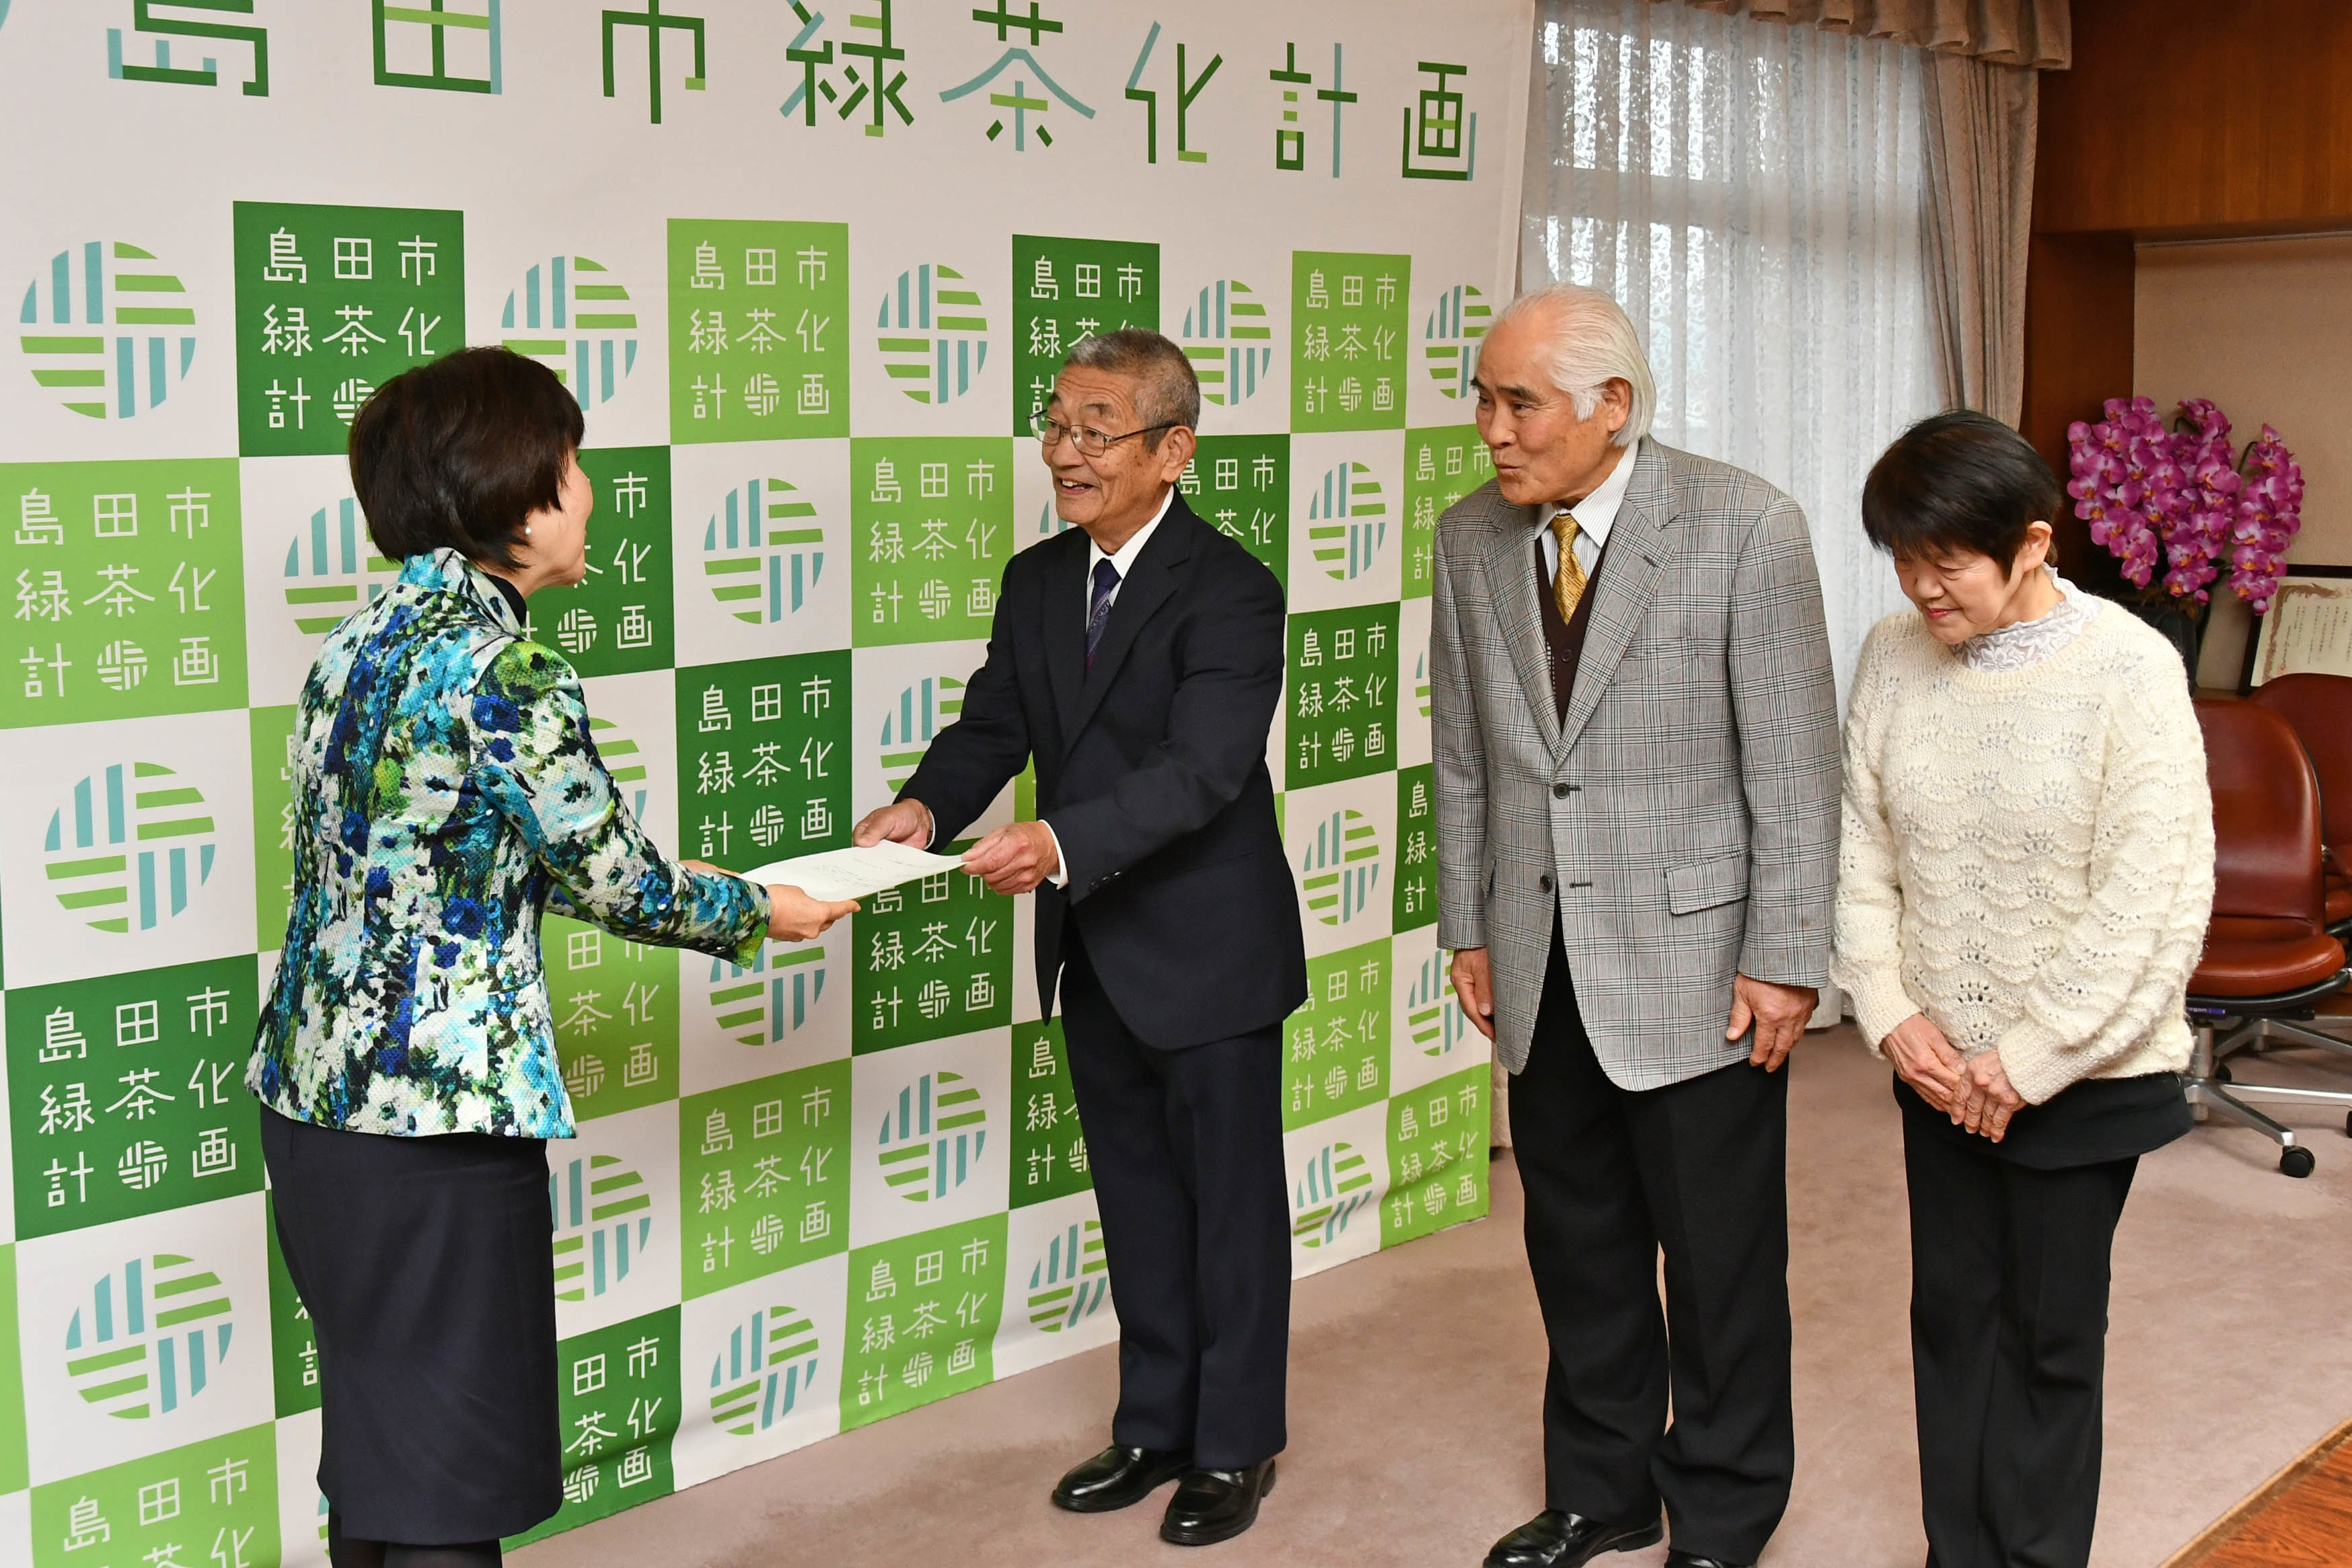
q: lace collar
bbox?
[1954,570,2102,673]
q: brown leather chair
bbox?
[2252,671,2352,937]
[2186,698,2351,1177]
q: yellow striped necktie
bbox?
[1549,512,1588,622]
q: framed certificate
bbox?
[2245,565,2352,687]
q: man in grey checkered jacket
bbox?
[1432,285,1840,1568]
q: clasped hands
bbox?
[1882,1013,2023,1142]
[1446,948,1816,1072]
[849,798,1060,895]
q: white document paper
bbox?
[738,841,967,903]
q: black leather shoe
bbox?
[1050,1444,1192,1512]
[1484,1510,1665,1568]
[1664,1554,1747,1568]
[1159,1459,1277,1546]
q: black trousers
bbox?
[1058,926,1291,1469]
[1510,933,1793,1565]
[1901,1091,2137,1568]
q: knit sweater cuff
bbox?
[1993,1014,2076,1106]
[1841,969,1919,1055]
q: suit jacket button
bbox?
[1552,782,1570,798]
[1538,874,1553,893]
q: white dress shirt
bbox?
[1080,485,1175,620]
[923,488,1177,884]
[1534,441,1638,583]
[1039,486,1175,885]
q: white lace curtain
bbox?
[1520,0,1940,701]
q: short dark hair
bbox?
[1058,328,1200,449]
[348,346,584,567]
[1861,410,2061,570]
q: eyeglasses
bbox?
[1030,410,1180,457]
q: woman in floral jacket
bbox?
[248,348,856,1568]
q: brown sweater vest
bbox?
[1533,529,1609,722]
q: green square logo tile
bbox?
[668,220,850,442]
[1284,938,1390,1131]
[546,916,682,1122]
[1394,763,1436,932]
[851,848,1012,1053]
[234,201,466,456]
[848,437,1015,646]
[1286,603,1399,788]
[1,458,246,726]
[1011,235,1159,432]
[32,1423,278,1568]
[1008,1018,1090,1208]
[1381,1066,1488,1246]
[840,1214,1005,1430]
[263,1192,320,1418]
[248,704,297,955]
[1403,424,1486,599]
[1184,433,1286,588]
[508,1307,682,1548]
[8,957,262,1240]
[525,447,676,676]
[1291,251,1409,432]
[0,1243,23,1495]
[678,1059,851,1298]
[673,650,852,866]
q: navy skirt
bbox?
[260,1106,562,1544]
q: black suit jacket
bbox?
[900,492,1307,1049]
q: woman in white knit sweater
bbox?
[1832,412,2213,1568]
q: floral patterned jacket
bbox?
[249,548,768,1138]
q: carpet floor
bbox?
[516,1027,2352,1568]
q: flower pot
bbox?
[2120,599,2201,684]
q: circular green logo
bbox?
[499,254,640,412]
[1307,461,1387,581]
[550,1151,654,1302]
[66,1252,235,1419]
[877,263,989,404]
[877,674,966,794]
[1179,278,1273,408]
[698,475,825,626]
[1297,807,1381,927]
[19,239,198,421]
[707,1301,820,1435]
[875,1069,988,1203]
[1422,283,1492,399]
[281,495,399,638]
[1292,1142,1373,1248]
[1024,1218,1109,1333]
[44,760,218,934]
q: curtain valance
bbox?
[1656,0,2070,68]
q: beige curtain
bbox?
[1919,53,2037,422]
[1656,1,2053,422]
[1660,0,2069,67]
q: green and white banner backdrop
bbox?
[0,1,1530,1559]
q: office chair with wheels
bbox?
[2185,700,2350,1177]
[2251,671,2352,939]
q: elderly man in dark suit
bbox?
[853,329,1304,1549]
[1432,285,1840,1568]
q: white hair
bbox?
[1490,283,1656,449]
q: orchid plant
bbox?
[2065,396,2305,615]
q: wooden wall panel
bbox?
[2036,0,2352,236]
[2020,231,2134,596]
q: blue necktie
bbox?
[1085,557,1120,671]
